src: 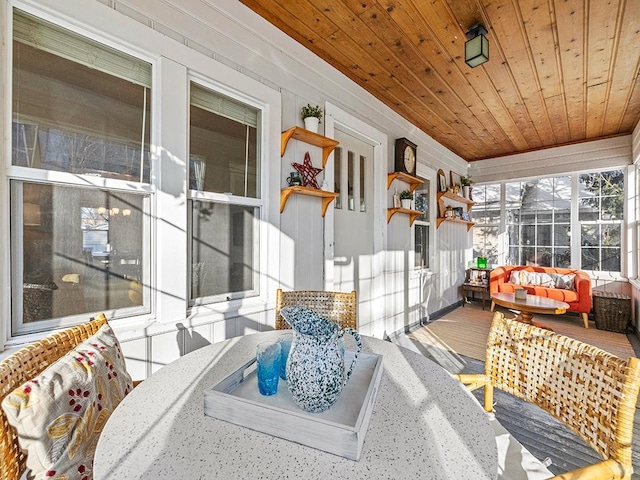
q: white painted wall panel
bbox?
[120,337,148,381]
[150,329,181,374]
[633,121,640,165]
[470,136,633,184]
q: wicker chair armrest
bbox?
[453,373,493,412]
[454,373,487,391]
[550,459,626,480]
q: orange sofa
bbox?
[489,266,592,328]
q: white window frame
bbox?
[187,74,265,305]
[413,166,435,272]
[472,168,627,277]
[5,3,157,339]
[1,0,282,347]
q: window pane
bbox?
[508,224,519,245]
[473,226,498,264]
[191,201,257,300]
[415,179,429,220]
[415,225,429,269]
[554,224,571,247]
[554,248,571,268]
[12,181,148,327]
[12,13,151,181]
[581,247,599,270]
[190,83,260,197]
[602,248,621,271]
[537,225,551,245]
[334,147,342,209]
[414,178,430,269]
[359,155,366,212]
[347,151,354,210]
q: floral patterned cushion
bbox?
[1,324,132,480]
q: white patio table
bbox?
[94,331,497,479]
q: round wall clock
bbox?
[394,138,417,176]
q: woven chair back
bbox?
[485,312,640,473]
[275,289,357,330]
[0,314,107,480]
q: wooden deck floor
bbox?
[399,301,640,478]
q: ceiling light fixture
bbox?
[465,23,489,68]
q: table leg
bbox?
[517,310,552,330]
[519,311,533,324]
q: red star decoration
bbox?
[292,152,323,189]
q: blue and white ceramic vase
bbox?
[280,306,362,413]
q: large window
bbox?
[414,178,430,269]
[506,177,571,267]
[471,184,500,265]
[579,170,624,271]
[189,82,261,303]
[10,10,151,335]
[471,169,624,273]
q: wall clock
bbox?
[394,138,417,176]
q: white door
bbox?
[333,129,375,329]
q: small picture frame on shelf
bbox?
[461,212,470,221]
[437,169,447,193]
[450,171,462,194]
[453,207,463,219]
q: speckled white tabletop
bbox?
[94,332,497,479]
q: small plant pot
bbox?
[303,116,320,133]
[463,185,470,199]
[401,199,412,209]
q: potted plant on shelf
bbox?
[460,175,474,199]
[301,104,323,133]
[399,189,413,209]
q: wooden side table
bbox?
[461,267,491,310]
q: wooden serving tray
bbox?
[204,351,383,461]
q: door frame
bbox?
[324,102,387,333]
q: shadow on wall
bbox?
[176,322,211,356]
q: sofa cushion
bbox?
[1,324,133,480]
[528,286,580,304]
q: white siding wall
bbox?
[0,0,474,372]
[468,135,632,184]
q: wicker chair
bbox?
[0,313,108,480]
[275,289,357,330]
[457,312,640,480]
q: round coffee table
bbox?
[491,292,569,328]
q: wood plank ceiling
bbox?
[240,0,640,162]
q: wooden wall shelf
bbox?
[280,186,339,217]
[281,127,339,167]
[436,217,475,231]
[437,191,474,210]
[387,207,422,226]
[387,172,422,192]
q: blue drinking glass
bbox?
[278,335,292,380]
[256,342,281,396]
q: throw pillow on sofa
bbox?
[1,323,133,480]
[509,271,557,288]
[551,273,576,290]
[509,270,522,285]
